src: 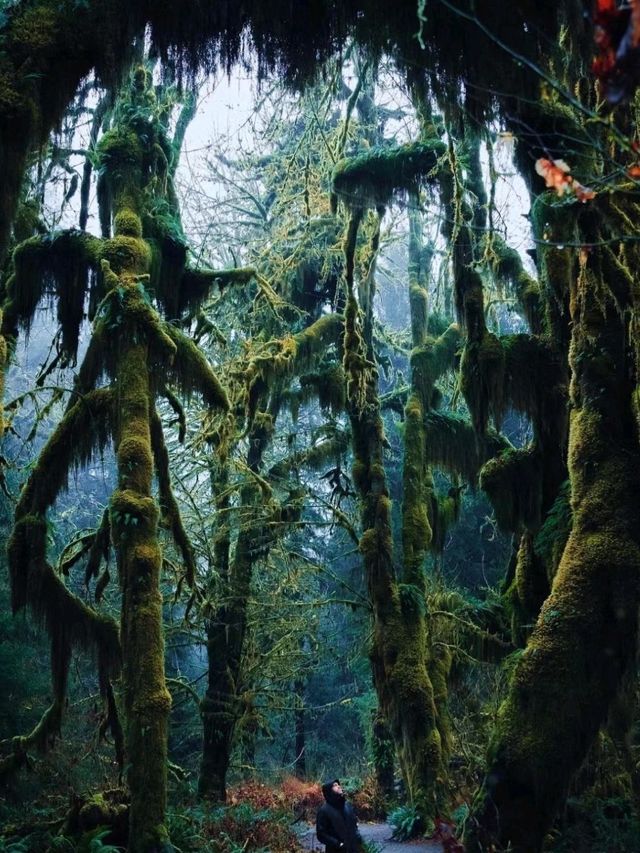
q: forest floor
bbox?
[300,822,444,851]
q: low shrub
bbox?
[388,804,424,840]
[204,803,301,853]
[279,777,323,820]
[545,795,640,853]
[350,776,388,821]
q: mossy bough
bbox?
[332,140,445,208]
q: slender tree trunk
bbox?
[113,336,172,853]
[103,181,172,847]
[199,418,271,799]
[343,209,443,820]
[294,678,306,779]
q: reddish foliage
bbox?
[228,777,323,821]
[227,780,283,811]
[351,777,388,821]
[428,817,465,852]
[535,158,595,202]
[280,776,324,820]
[593,0,640,102]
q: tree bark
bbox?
[467,218,640,852]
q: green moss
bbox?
[249,314,344,400]
[410,324,460,403]
[430,491,461,554]
[480,446,543,532]
[6,230,101,359]
[402,392,432,577]
[486,234,544,334]
[428,644,453,768]
[16,388,114,520]
[102,234,151,276]
[409,283,429,345]
[9,5,59,52]
[533,480,572,581]
[398,583,427,617]
[299,362,346,415]
[114,209,143,237]
[164,324,229,410]
[97,128,144,210]
[461,331,505,434]
[423,410,509,484]
[332,140,446,208]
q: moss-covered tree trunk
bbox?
[199,512,255,800]
[102,196,172,849]
[343,208,446,820]
[113,332,172,853]
[467,221,640,852]
[199,415,272,800]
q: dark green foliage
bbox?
[389,804,424,840]
[533,480,572,578]
[546,796,640,853]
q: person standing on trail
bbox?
[316,778,364,852]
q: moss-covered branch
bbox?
[423,411,510,484]
[2,230,101,360]
[333,140,445,208]
[269,429,350,481]
[486,234,543,334]
[150,405,196,586]
[164,324,229,410]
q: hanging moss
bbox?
[430,490,461,554]
[269,428,350,481]
[410,324,460,403]
[486,234,544,334]
[181,266,255,309]
[146,233,188,318]
[4,230,102,359]
[460,331,506,434]
[15,389,114,526]
[502,333,566,444]
[85,508,111,588]
[480,446,543,532]
[423,411,509,485]
[250,313,344,393]
[150,407,196,585]
[164,324,229,410]
[0,0,572,275]
[332,140,445,208]
[299,361,346,415]
[529,192,578,345]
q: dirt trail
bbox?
[300,822,444,852]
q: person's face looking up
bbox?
[332,782,343,795]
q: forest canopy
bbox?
[2,2,640,853]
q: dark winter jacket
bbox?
[316,779,363,853]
